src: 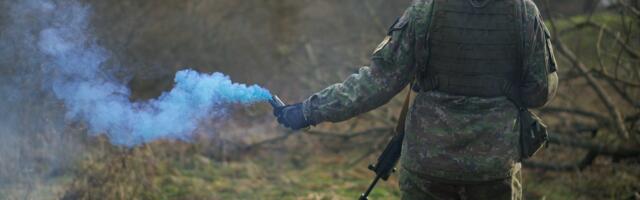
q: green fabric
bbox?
[302,0,557,183]
[301,2,423,124]
[521,0,559,108]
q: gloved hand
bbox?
[273,103,313,130]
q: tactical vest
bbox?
[417,0,523,97]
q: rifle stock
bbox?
[359,88,412,200]
[359,132,404,200]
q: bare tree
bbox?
[522,0,640,171]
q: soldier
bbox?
[274,0,558,199]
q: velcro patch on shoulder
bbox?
[387,15,409,35]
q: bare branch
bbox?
[523,151,598,171]
[595,22,608,73]
[592,70,640,88]
[597,72,640,108]
[618,0,640,17]
[553,38,631,139]
[559,21,639,59]
[540,107,609,121]
[524,131,640,172]
[548,133,640,157]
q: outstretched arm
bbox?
[301,7,423,124]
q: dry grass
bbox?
[1,1,638,200]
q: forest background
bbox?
[0,0,638,199]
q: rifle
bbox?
[359,88,412,200]
[270,91,411,200]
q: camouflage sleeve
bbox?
[301,6,424,124]
[520,0,559,108]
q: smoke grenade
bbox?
[270,95,286,109]
[5,0,273,147]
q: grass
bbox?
[60,133,639,200]
[3,11,637,200]
[62,138,401,200]
[524,159,640,200]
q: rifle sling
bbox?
[395,86,413,135]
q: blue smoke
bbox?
[9,0,272,146]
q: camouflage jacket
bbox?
[302,0,558,182]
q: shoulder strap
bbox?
[395,85,413,134]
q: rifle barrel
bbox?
[359,175,381,200]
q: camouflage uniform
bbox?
[302,0,558,199]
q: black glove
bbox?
[273,103,313,130]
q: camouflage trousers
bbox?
[399,167,522,200]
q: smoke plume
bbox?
[5,0,272,147]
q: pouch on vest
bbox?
[518,108,548,159]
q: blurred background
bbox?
[0,0,638,199]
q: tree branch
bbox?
[524,131,640,172]
[540,107,609,121]
[617,0,640,17]
[570,21,639,59]
[548,133,640,157]
[523,151,598,171]
[553,38,631,139]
